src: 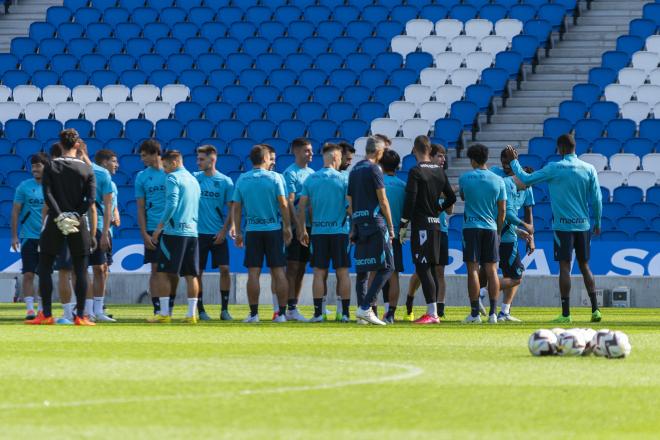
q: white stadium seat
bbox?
[649,68,660,85]
[579,153,608,172]
[388,101,417,125]
[480,35,509,54]
[420,68,449,89]
[161,84,190,106]
[114,101,142,124]
[435,85,464,105]
[0,85,11,102]
[72,85,100,106]
[101,84,131,108]
[621,101,650,125]
[627,170,658,192]
[617,68,647,88]
[143,101,172,124]
[389,137,413,157]
[604,84,634,107]
[353,137,368,156]
[370,118,399,138]
[84,102,112,124]
[132,84,160,108]
[24,102,52,124]
[54,102,82,122]
[631,51,660,75]
[449,68,480,90]
[12,85,40,108]
[465,51,494,72]
[435,19,463,39]
[635,84,660,106]
[434,52,464,72]
[450,36,479,56]
[609,153,641,176]
[404,84,433,109]
[420,36,448,55]
[642,153,660,178]
[42,85,71,107]
[0,102,22,124]
[391,35,419,57]
[645,35,660,55]
[464,19,493,39]
[597,170,625,193]
[420,101,448,122]
[401,118,431,139]
[494,19,523,42]
[406,19,434,42]
[653,102,660,118]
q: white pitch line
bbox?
[0,360,423,411]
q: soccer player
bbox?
[27,129,97,326]
[85,149,116,322]
[194,145,234,321]
[379,149,406,324]
[505,134,603,323]
[297,143,351,322]
[134,140,172,316]
[282,138,314,321]
[12,153,48,320]
[148,150,201,324]
[338,141,355,173]
[404,144,454,321]
[232,145,292,323]
[265,145,285,318]
[347,136,395,326]
[400,136,456,324]
[459,144,506,324]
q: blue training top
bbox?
[501,177,529,244]
[348,159,387,232]
[13,178,43,240]
[283,163,314,228]
[160,167,201,237]
[510,154,602,231]
[491,166,535,209]
[110,181,117,237]
[384,174,406,238]
[194,170,234,235]
[134,166,167,232]
[301,167,349,235]
[459,168,507,231]
[92,163,113,231]
[232,168,286,232]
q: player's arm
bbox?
[590,168,603,236]
[42,165,62,217]
[100,192,113,251]
[296,195,310,246]
[284,172,300,230]
[232,201,243,247]
[278,195,292,246]
[496,199,506,236]
[376,188,394,241]
[10,200,21,251]
[401,168,418,222]
[136,198,154,250]
[524,206,533,231]
[154,175,178,241]
[440,176,457,212]
[215,201,233,245]
[113,205,120,228]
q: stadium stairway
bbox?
[0,0,62,53]
[448,0,648,184]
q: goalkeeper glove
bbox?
[54,212,80,236]
[399,219,410,245]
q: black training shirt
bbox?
[42,157,96,218]
[403,161,456,230]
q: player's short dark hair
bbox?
[259,143,275,154]
[94,149,116,165]
[249,144,268,165]
[49,142,63,158]
[197,144,217,156]
[380,149,400,173]
[467,144,489,165]
[557,133,576,154]
[291,137,311,151]
[374,133,391,146]
[139,139,161,156]
[30,152,49,166]
[322,143,341,155]
[413,135,431,155]
[162,149,182,162]
[59,129,79,150]
[338,141,355,155]
[431,143,446,157]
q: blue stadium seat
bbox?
[639,119,660,143]
[389,69,418,91]
[572,83,601,108]
[124,119,153,143]
[285,53,313,73]
[217,154,242,175]
[187,120,215,143]
[449,4,477,22]
[203,103,233,125]
[301,37,330,58]
[265,103,294,125]
[333,5,359,25]
[575,137,590,156]
[244,6,271,24]
[327,103,355,123]
[312,85,341,106]
[225,138,251,159]
[21,54,48,76]
[509,4,536,23]
[178,70,206,88]
[239,69,268,89]
[589,101,619,126]
[373,52,403,72]
[155,120,184,144]
[207,69,236,90]
[0,154,25,172]
[601,50,630,73]
[65,119,93,138]
[235,102,263,122]
[643,3,660,27]
[479,4,507,23]
[46,6,72,27]
[263,138,288,156]
[49,53,78,75]
[528,137,557,160]
[189,7,215,26]
[591,137,622,158]
[113,23,141,45]
[343,86,372,107]
[196,55,223,77]
[512,35,540,64]
[252,85,280,106]
[119,155,143,176]
[108,54,136,74]
[79,54,106,74]
[29,22,56,42]
[34,120,62,143]
[466,85,494,113]
[600,186,611,203]
[148,70,177,88]
[242,37,270,57]
[155,38,182,58]
[159,7,187,27]
[14,139,42,161]
[623,138,654,156]
[538,4,566,31]
[90,70,118,88]
[574,119,604,143]
[328,69,358,89]
[6,170,32,187]
[559,101,588,125]
[631,202,659,219]
[308,120,337,143]
[346,20,374,41]
[605,119,637,143]
[616,35,644,57]
[275,154,295,173]
[522,0,546,10]
[200,22,227,42]
[246,120,276,140]
[138,54,164,75]
[216,120,245,142]
[635,230,660,241]
[95,119,123,143]
[11,37,37,60]
[4,120,32,143]
[282,85,310,107]
[374,85,401,106]
[524,19,553,47]
[31,70,58,89]
[260,22,286,42]
[613,186,644,209]
[332,37,360,58]
[0,140,10,155]
[588,67,617,92]
[191,85,220,107]
[104,8,131,27]
[629,18,657,39]
[600,230,630,241]
[401,154,416,172]
[172,23,200,42]
[356,102,384,123]
[339,119,369,142]
[266,70,294,90]
[106,139,134,157]
[360,69,389,92]
[75,8,103,27]
[316,21,344,41]
[212,38,241,58]
[433,118,463,148]
[603,202,627,219]
[301,6,330,26]
[278,120,306,142]
[298,69,326,89]
[495,51,523,80]
[296,102,325,125]
[58,22,84,43]
[518,154,544,171]
[405,52,434,73]
[543,117,572,139]
[288,20,315,40]
[480,68,509,97]
[167,54,194,75]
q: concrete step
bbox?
[509,90,571,98]
[499,106,559,114]
[521,80,577,91]
[479,123,543,131]
[563,32,628,41]
[475,131,539,141]
[567,25,630,32]
[558,40,622,48]
[543,56,602,65]
[535,64,594,74]
[490,114,550,124]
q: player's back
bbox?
[163,167,200,237]
[234,168,284,231]
[384,174,406,236]
[406,162,449,227]
[14,178,44,239]
[348,159,385,230]
[303,167,348,235]
[545,156,597,231]
[46,157,95,215]
[501,177,527,243]
[459,169,505,230]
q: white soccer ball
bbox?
[528,329,558,356]
[599,330,632,359]
[581,328,597,355]
[557,330,586,356]
[591,329,611,357]
[551,328,565,337]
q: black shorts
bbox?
[286,228,311,262]
[553,230,591,262]
[310,234,351,269]
[20,238,39,274]
[353,227,393,272]
[157,234,200,276]
[499,241,524,280]
[89,230,113,266]
[198,234,230,270]
[439,231,449,266]
[143,230,161,265]
[54,241,72,271]
[411,227,442,266]
[462,228,499,264]
[39,214,91,257]
[391,239,404,273]
[244,230,286,268]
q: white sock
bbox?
[63,303,74,320]
[426,302,437,317]
[272,293,278,311]
[159,297,170,317]
[187,298,198,318]
[336,298,342,310]
[322,296,328,314]
[384,302,390,313]
[84,299,94,316]
[479,287,488,299]
[25,296,34,312]
[501,303,511,315]
[37,300,43,312]
[93,297,104,316]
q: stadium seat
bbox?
[433,118,463,148]
[573,83,601,108]
[575,119,604,143]
[370,118,399,139]
[604,84,633,107]
[589,101,620,126]
[628,171,658,193]
[610,153,641,176]
[579,153,608,172]
[598,170,626,193]
[601,50,630,73]
[592,138,622,158]
[642,153,660,178]
[559,101,588,125]
[621,101,651,126]
[605,119,637,143]
[623,138,654,156]
[616,35,644,57]
[613,186,644,209]
[600,230,630,241]
[543,118,572,139]
[631,202,659,219]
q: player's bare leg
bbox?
[578,260,601,322]
[285,260,307,320]
[271,267,289,323]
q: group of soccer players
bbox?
[13,127,603,325]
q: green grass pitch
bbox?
[0,305,658,439]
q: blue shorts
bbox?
[198,234,229,270]
[244,230,286,268]
[499,241,524,280]
[143,230,161,265]
[553,230,590,262]
[286,228,311,263]
[158,235,200,277]
[353,227,393,273]
[310,234,350,270]
[462,228,499,264]
[20,239,39,274]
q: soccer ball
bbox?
[598,331,632,359]
[581,328,597,355]
[551,328,565,337]
[528,329,558,356]
[591,329,611,357]
[557,330,586,356]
